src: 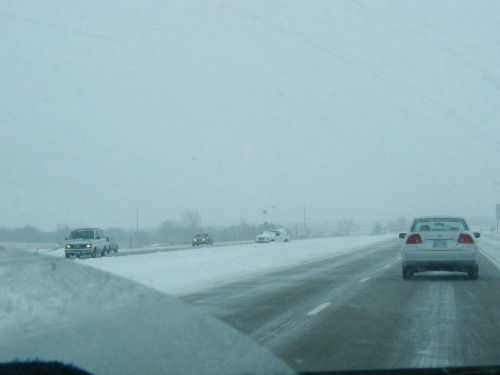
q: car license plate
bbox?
[433,240,447,247]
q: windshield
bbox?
[412,218,468,232]
[69,231,94,240]
[1,1,499,374]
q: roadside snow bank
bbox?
[479,233,500,270]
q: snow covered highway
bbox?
[178,237,500,372]
[9,234,500,372]
[3,0,500,372]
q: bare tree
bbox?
[372,222,383,235]
[338,217,355,236]
[182,210,202,230]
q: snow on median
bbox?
[64,234,395,296]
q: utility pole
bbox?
[304,206,308,237]
[496,205,500,234]
[136,209,139,243]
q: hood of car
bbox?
[0,248,295,375]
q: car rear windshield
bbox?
[411,218,468,232]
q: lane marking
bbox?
[257,317,299,343]
[359,277,370,283]
[383,264,391,269]
[307,302,331,316]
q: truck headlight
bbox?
[65,245,71,249]
[86,244,93,248]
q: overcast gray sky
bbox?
[1,0,499,231]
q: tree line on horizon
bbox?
[0,218,285,245]
[0,213,410,245]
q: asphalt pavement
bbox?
[180,238,500,372]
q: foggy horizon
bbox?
[1,1,499,232]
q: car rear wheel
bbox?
[402,266,413,280]
[468,265,479,280]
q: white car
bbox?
[255,228,290,243]
[399,217,480,279]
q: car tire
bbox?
[468,265,479,280]
[65,254,70,259]
[402,266,413,280]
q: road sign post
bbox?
[496,204,500,234]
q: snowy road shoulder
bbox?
[479,234,500,270]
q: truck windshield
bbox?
[69,231,94,240]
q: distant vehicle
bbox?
[255,228,290,243]
[192,233,213,246]
[64,228,115,258]
[399,217,480,279]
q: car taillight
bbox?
[406,234,422,244]
[458,233,474,244]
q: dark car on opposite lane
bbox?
[192,233,213,246]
